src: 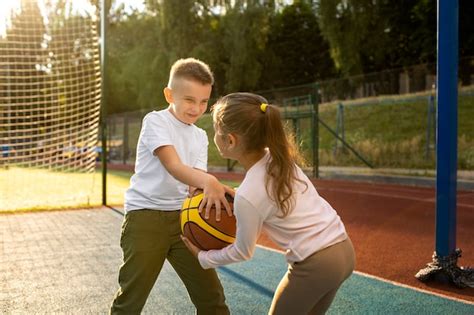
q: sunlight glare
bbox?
[0,0,21,37]
[0,0,100,37]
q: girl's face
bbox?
[213,122,236,159]
[213,126,230,159]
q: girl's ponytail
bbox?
[263,104,306,217]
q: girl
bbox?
[181,92,355,315]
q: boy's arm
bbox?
[154,145,233,220]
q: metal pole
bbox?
[435,0,458,257]
[100,0,108,206]
[416,0,473,288]
[311,84,319,178]
[123,114,129,165]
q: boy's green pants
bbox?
[110,209,229,315]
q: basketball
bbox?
[180,190,236,251]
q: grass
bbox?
[0,167,131,213]
[316,94,474,169]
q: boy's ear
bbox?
[163,87,173,104]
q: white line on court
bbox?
[353,270,474,306]
[256,244,474,306]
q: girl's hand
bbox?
[223,184,236,198]
[181,235,201,258]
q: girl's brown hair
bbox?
[212,92,306,217]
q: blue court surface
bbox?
[144,246,474,314]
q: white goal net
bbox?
[0,0,102,211]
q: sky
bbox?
[115,0,145,13]
[0,0,145,37]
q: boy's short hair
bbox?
[168,58,214,88]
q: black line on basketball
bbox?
[186,221,206,250]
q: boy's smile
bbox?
[165,79,212,125]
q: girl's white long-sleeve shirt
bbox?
[198,152,348,269]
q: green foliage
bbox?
[220,4,271,92]
[318,0,367,75]
[107,14,168,112]
[159,0,206,61]
[318,0,437,75]
[265,1,335,88]
[104,1,337,112]
[104,0,474,114]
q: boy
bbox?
[110,58,231,314]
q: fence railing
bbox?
[315,57,473,103]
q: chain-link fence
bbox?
[317,57,474,103]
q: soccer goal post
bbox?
[0,0,103,211]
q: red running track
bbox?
[211,171,474,303]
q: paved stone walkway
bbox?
[0,208,123,313]
[0,208,281,314]
[0,208,198,314]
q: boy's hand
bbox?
[180,235,201,258]
[153,146,233,220]
[188,186,198,197]
[199,176,232,221]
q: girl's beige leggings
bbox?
[269,237,355,315]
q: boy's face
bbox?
[164,79,212,125]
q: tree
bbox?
[459,0,474,85]
[318,0,437,75]
[219,2,272,92]
[159,0,208,63]
[106,13,168,112]
[264,1,335,88]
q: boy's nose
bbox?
[188,106,197,113]
[191,103,201,113]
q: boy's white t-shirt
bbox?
[124,109,208,212]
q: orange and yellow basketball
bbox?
[180,190,236,251]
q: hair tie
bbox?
[260,103,268,113]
